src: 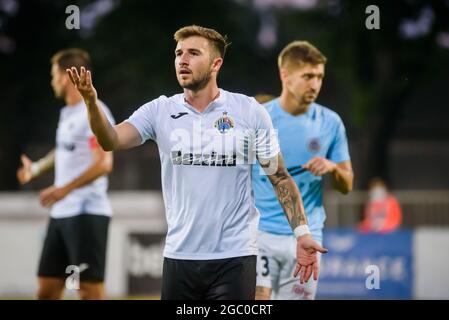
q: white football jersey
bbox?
[51,100,115,218]
[126,89,280,260]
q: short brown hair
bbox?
[278,41,327,70]
[174,25,229,59]
[51,48,91,72]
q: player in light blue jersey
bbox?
[254,41,354,300]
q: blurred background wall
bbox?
[1,0,449,191]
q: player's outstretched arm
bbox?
[259,153,328,283]
[17,150,55,185]
[66,67,141,151]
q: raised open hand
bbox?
[66,66,98,104]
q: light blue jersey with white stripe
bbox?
[252,99,350,242]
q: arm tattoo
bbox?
[262,155,308,230]
[273,175,308,229]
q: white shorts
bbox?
[256,231,322,300]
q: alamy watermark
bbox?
[365,5,380,30]
[65,263,89,290]
[65,5,80,30]
[64,4,380,32]
[365,264,380,290]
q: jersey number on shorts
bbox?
[258,256,270,276]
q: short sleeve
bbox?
[86,100,116,140]
[251,98,280,160]
[327,118,350,163]
[125,98,161,144]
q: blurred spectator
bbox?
[359,178,402,233]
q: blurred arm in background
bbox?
[39,140,113,208]
[303,158,353,194]
[17,149,55,185]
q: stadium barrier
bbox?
[0,191,448,299]
[324,190,449,228]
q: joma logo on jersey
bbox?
[171,151,236,167]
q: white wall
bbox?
[414,228,449,299]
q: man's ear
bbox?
[63,72,73,87]
[212,57,223,73]
[279,68,289,82]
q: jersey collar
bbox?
[176,89,227,115]
[276,99,318,119]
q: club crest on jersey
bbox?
[214,111,234,134]
[307,138,321,153]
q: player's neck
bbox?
[183,82,220,113]
[279,92,310,116]
[64,88,84,107]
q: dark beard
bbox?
[180,71,212,91]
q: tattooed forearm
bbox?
[261,154,308,231]
[273,176,308,229]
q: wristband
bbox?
[31,162,41,177]
[294,225,311,238]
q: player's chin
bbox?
[304,96,316,103]
[179,81,201,91]
[177,79,191,88]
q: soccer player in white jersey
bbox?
[67,26,327,300]
[253,41,354,300]
[17,49,115,299]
